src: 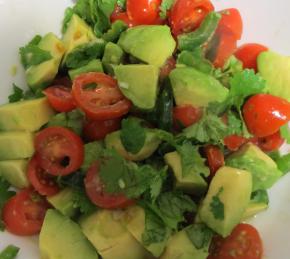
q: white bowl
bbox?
[1,0,290,258]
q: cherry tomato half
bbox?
[111,11,136,27]
[72,72,132,121]
[208,223,263,259]
[257,131,285,153]
[224,135,247,151]
[173,105,203,128]
[84,162,134,209]
[169,0,214,36]
[235,43,268,72]
[3,189,49,236]
[35,127,84,176]
[204,145,225,178]
[27,156,59,196]
[44,86,76,112]
[243,94,290,137]
[219,8,243,40]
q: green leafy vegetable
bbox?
[274,154,290,175]
[226,110,243,136]
[8,84,24,103]
[120,118,146,154]
[250,190,269,205]
[186,224,213,250]
[210,187,224,220]
[72,190,96,215]
[159,0,174,19]
[0,245,20,259]
[81,142,104,172]
[102,20,128,43]
[280,124,290,144]
[62,7,75,33]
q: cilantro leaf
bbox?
[226,110,243,136]
[185,224,213,250]
[8,84,24,103]
[210,187,224,220]
[62,7,75,34]
[120,118,146,154]
[159,0,174,19]
[275,153,290,175]
[0,245,20,259]
[81,142,103,172]
[250,190,269,205]
[72,190,96,215]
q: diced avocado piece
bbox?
[69,59,103,80]
[80,210,152,259]
[114,64,159,110]
[0,132,34,161]
[0,159,29,188]
[105,130,161,161]
[122,206,169,257]
[160,227,210,259]
[258,51,290,101]
[0,98,55,132]
[226,143,282,191]
[102,42,124,74]
[118,25,176,67]
[164,152,207,196]
[47,188,78,218]
[39,209,98,259]
[62,14,96,61]
[198,166,252,237]
[243,190,269,219]
[169,67,229,108]
[26,33,65,89]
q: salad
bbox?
[1,0,290,258]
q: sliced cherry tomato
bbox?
[173,105,203,128]
[243,94,290,137]
[257,131,285,152]
[235,43,268,72]
[169,0,214,36]
[219,8,243,40]
[2,189,49,236]
[159,57,176,80]
[208,223,263,259]
[83,118,121,141]
[72,72,132,121]
[204,145,225,178]
[27,156,59,196]
[111,11,136,27]
[84,162,134,209]
[224,135,247,151]
[35,127,84,176]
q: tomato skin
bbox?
[224,135,247,151]
[257,131,284,152]
[204,145,225,178]
[72,72,132,121]
[159,57,176,80]
[27,156,59,196]
[44,86,76,112]
[243,94,290,137]
[208,223,263,259]
[83,118,121,141]
[235,43,268,72]
[219,8,243,40]
[169,0,214,36]
[111,11,136,27]
[35,127,84,176]
[84,162,134,209]
[173,105,203,128]
[3,189,49,236]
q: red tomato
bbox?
[44,86,76,112]
[72,72,132,121]
[243,94,290,137]
[111,11,136,27]
[208,224,263,259]
[169,0,214,36]
[35,127,84,176]
[27,156,59,196]
[173,105,203,128]
[204,145,225,178]
[127,0,162,25]
[83,119,121,141]
[159,57,176,80]
[257,131,285,152]
[224,135,247,151]
[235,43,268,72]
[84,162,134,209]
[51,76,72,88]
[219,8,243,40]
[2,189,49,236]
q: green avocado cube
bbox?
[68,59,103,80]
[102,42,124,74]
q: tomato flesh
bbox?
[204,145,225,178]
[224,135,247,151]
[159,57,176,80]
[173,105,203,129]
[35,127,84,176]
[219,8,243,40]
[257,131,285,152]
[3,189,49,236]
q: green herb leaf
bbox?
[81,142,103,172]
[250,190,269,205]
[275,153,290,175]
[72,190,96,215]
[280,124,290,144]
[8,84,24,103]
[186,224,213,250]
[62,7,75,34]
[103,20,128,43]
[159,0,174,19]
[226,110,243,136]
[210,187,224,220]
[0,245,20,259]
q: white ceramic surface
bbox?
[0,0,290,258]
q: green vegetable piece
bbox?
[243,190,269,219]
[210,187,225,220]
[185,224,213,250]
[62,7,75,34]
[102,42,124,74]
[68,59,103,80]
[280,124,290,144]
[103,20,128,42]
[81,141,103,172]
[159,0,175,19]
[276,154,290,174]
[8,84,24,103]
[0,245,20,259]
[178,12,221,51]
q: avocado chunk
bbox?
[226,143,282,191]
[69,59,103,80]
[169,67,229,108]
[118,25,176,67]
[114,65,159,110]
[105,130,161,161]
[243,190,269,219]
[0,132,34,161]
[164,152,208,196]
[258,51,290,101]
[0,97,54,132]
[122,206,169,257]
[47,188,78,218]
[26,33,65,89]
[80,210,152,259]
[39,209,98,259]
[160,227,210,259]
[198,166,252,237]
[0,160,29,188]
[102,42,124,74]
